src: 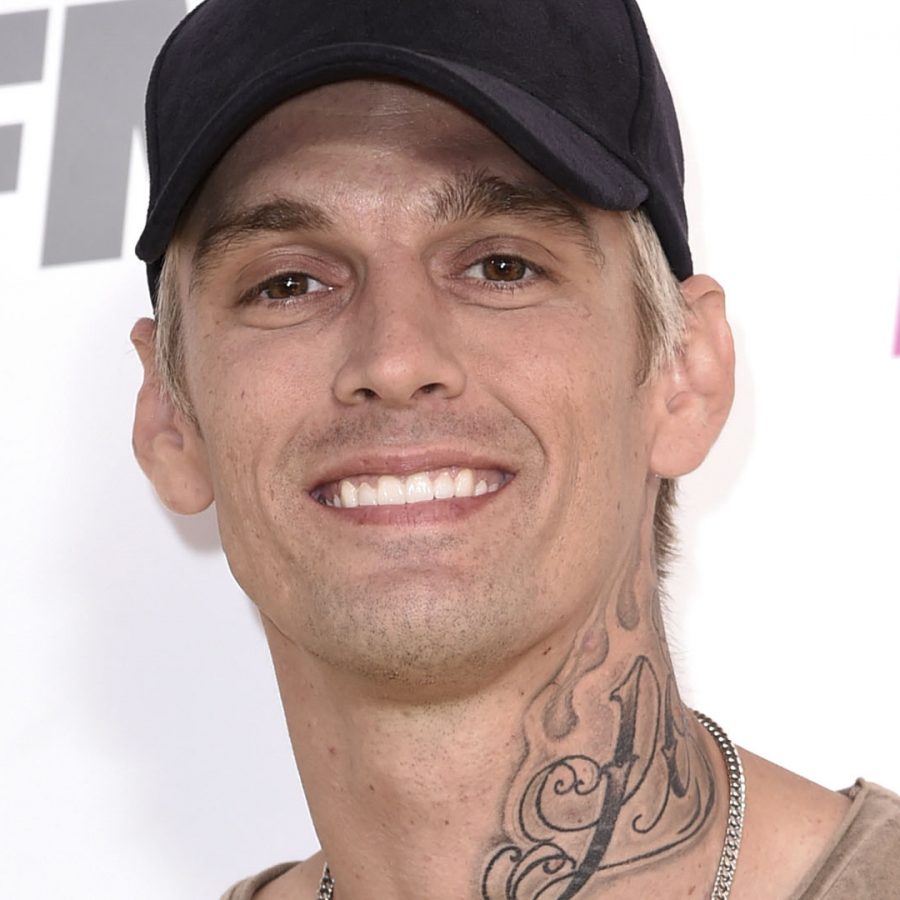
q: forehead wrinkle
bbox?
[427,170,604,263]
[188,197,335,294]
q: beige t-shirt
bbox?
[222,781,900,899]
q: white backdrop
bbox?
[1,1,898,897]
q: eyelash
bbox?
[460,254,546,290]
[237,252,547,309]
[238,271,331,307]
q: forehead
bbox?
[188,79,577,229]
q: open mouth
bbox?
[311,466,512,509]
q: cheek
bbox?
[185,324,333,514]
[469,302,645,454]
[468,303,649,543]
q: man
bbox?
[129,0,900,897]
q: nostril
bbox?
[420,383,441,395]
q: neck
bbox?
[264,557,728,899]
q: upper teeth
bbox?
[323,468,503,508]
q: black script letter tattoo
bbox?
[482,656,715,899]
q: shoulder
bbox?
[221,854,325,900]
[790,780,900,899]
[733,748,900,900]
[220,863,297,900]
[733,750,853,899]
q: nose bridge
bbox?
[332,260,466,406]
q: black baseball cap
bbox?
[136,0,692,302]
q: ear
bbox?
[130,318,214,514]
[647,275,735,478]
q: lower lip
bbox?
[311,487,508,526]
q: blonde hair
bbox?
[622,209,689,578]
[154,247,193,423]
[153,208,688,572]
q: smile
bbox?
[312,467,512,509]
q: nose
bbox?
[332,275,466,407]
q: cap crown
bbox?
[138,0,690,292]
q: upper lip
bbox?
[307,448,517,493]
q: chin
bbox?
[279,571,550,696]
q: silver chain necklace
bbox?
[315,711,744,900]
[695,711,746,899]
[316,863,334,900]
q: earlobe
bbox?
[130,318,214,514]
[648,275,735,478]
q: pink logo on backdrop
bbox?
[895,281,900,356]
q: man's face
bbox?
[171,80,663,689]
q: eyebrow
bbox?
[427,170,603,260]
[190,197,334,293]
[188,171,602,291]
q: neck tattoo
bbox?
[315,712,744,900]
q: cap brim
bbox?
[136,42,648,270]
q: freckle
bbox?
[368,784,375,792]
[444,819,450,826]
[328,746,337,756]
[542,646,552,656]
